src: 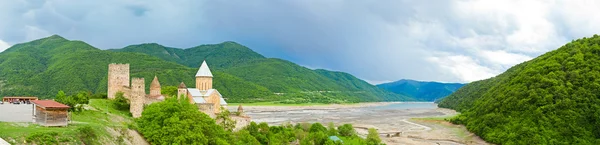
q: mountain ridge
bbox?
[0,35,413,103]
[377,79,464,101]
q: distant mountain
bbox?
[114,42,413,102]
[0,35,412,103]
[438,35,600,144]
[377,79,464,101]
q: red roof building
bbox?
[31,100,70,127]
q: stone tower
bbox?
[108,64,130,99]
[177,82,187,98]
[130,78,145,118]
[149,76,161,96]
[195,60,213,91]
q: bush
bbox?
[77,125,97,144]
[26,131,59,145]
[338,124,355,137]
[113,92,130,111]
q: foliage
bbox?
[439,35,600,144]
[136,96,232,144]
[217,107,237,132]
[26,131,60,145]
[241,122,380,145]
[377,79,465,102]
[0,35,413,103]
[161,86,178,97]
[366,128,382,145]
[113,91,129,111]
[337,124,356,137]
[77,125,98,145]
[55,90,90,111]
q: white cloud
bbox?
[479,50,532,66]
[427,55,497,82]
[0,39,10,52]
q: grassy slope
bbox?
[0,99,134,144]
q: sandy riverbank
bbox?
[231,102,488,145]
[228,102,402,111]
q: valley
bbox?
[238,103,488,145]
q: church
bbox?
[178,60,227,117]
[107,60,227,118]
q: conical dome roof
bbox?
[150,76,160,88]
[178,82,187,88]
[195,60,213,77]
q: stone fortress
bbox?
[107,61,246,122]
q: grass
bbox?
[0,99,134,144]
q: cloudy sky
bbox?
[1,0,599,84]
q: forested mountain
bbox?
[113,42,412,102]
[438,35,600,144]
[0,35,412,103]
[376,79,464,101]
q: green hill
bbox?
[0,35,273,102]
[0,35,411,103]
[113,42,412,102]
[377,79,464,102]
[438,35,600,144]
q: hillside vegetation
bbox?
[0,35,411,103]
[438,35,600,144]
[377,79,464,102]
[113,40,412,102]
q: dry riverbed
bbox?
[229,102,489,145]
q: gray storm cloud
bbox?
[1,0,599,83]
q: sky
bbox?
[1,0,600,84]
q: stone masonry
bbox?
[108,64,130,99]
[130,78,145,118]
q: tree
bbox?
[309,123,327,133]
[366,128,381,145]
[338,124,355,137]
[327,122,338,136]
[55,90,89,112]
[136,97,232,144]
[113,92,129,111]
[217,107,237,132]
[161,86,178,97]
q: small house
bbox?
[31,100,70,127]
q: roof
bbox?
[3,96,38,99]
[150,76,161,88]
[31,100,70,109]
[187,88,203,97]
[193,97,206,103]
[195,60,213,77]
[178,82,187,88]
[329,136,343,142]
[220,97,227,105]
[186,88,227,105]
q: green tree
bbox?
[161,86,178,97]
[113,92,129,111]
[217,107,237,132]
[366,128,381,145]
[136,97,232,144]
[327,122,338,136]
[338,124,355,137]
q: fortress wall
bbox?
[108,63,130,99]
